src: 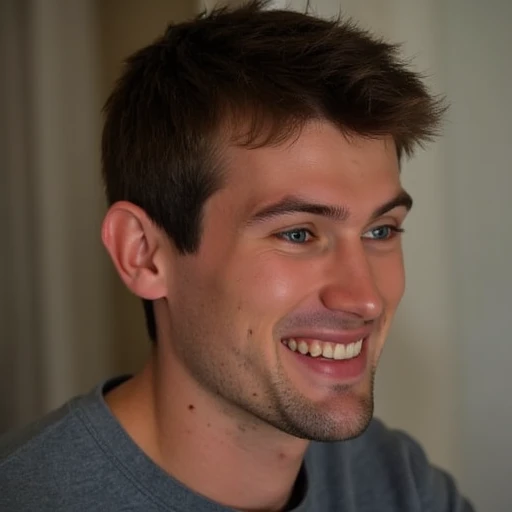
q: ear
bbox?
[101,201,167,300]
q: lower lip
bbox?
[281,339,369,383]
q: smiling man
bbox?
[0,1,474,511]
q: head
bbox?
[101,0,444,441]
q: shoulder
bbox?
[0,380,136,511]
[0,377,131,473]
[0,398,85,470]
[306,418,475,512]
[0,397,90,509]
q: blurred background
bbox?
[1,0,511,510]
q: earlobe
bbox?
[101,201,167,300]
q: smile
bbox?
[282,338,364,360]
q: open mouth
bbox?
[281,338,364,360]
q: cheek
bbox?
[230,252,316,316]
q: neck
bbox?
[106,349,310,511]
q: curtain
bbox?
[0,0,110,431]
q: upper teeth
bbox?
[283,338,363,360]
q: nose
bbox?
[319,241,384,322]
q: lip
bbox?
[280,327,373,345]
[280,335,371,383]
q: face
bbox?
[163,121,409,441]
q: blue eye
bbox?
[277,228,313,244]
[363,225,404,240]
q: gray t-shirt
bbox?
[0,377,474,511]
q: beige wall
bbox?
[441,1,512,509]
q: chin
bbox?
[312,392,374,442]
[313,370,376,441]
[326,394,374,441]
[272,387,374,442]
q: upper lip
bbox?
[280,328,372,345]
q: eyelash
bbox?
[276,225,405,244]
[362,225,405,241]
[276,228,315,244]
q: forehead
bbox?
[217,121,401,216]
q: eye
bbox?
[363,225,404,241]
[276,228,314,244]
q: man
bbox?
[0,1,474,511]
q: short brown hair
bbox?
[102,0,445,343]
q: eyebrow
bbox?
[245,190,413,226]
[371,190,413,219]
